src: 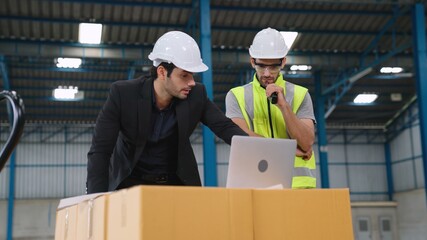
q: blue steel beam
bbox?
[44,0,398,15]
[45,0,192,8]
[314,71,330,188]
[385,96,418,140]
[11,76,116,83]
[0,15,186,29]
[199,0,217,187]
[16,96,105,102]
[411,3,427,208]
[1,56,15,240]
[1,39,414,59]
[127,66,135,80]
[360,6,411,65]
[323,42,411,96]
[11,66,127,73]
[0,15,408,36]
[66,127,94,143]
[185,0,198,35]
[322,6,412,119]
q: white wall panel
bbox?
[415,158,425,188]
[0,170,9,198]
[65,144,90,164]
[328,144,346,162]
[216,143,231,165]
[347,145,385,163]
[390,129,411,161]
[1,124,413,201]
[217,165,228,187]
[393,161,416,191]
[17,143,65,165]
[412,125,422,156]
[348,166,387,192]
[14,168,63,198]
[65,167,86,196]
[329,165,349,188]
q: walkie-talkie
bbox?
[269,92,278,104]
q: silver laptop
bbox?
[226,136,296,189]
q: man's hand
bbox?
[265,84,287,107]
[296,146,312,160]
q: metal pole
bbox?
[315,71,330,188]
[411,3,427,207]
[199,0,217,186]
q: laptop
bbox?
[226,136,296,189]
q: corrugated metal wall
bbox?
[390,102,424,192]
[0,124,91,198]
[0,121,422,201]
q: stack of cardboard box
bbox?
[55,186,354,240]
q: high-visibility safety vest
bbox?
[230,74,316,189]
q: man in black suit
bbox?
[87,31,247,194]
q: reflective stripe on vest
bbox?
[230,74,316,189]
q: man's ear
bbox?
[157,66,167,80]
[281,57,287,68]
[250,58,256,68]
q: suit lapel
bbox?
[137,77,153,143]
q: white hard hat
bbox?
[148,31,208,73]
[249,27,289,59]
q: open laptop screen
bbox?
[226,136,296,189]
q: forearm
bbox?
[278,103,314,151]
[87,153,110,193]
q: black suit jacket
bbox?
[87,76,247,193]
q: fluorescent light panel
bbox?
[290,65,312,71]
[280,31,298,50]
[354,93,378,104]
[380,67,403,74]
[56,58,82,68]
[53,86,84,101]
[79,23,103,44]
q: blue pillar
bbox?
[6,152,16,240]
[384,142,394,201]
[127,66,135,80]
[315,71,330,188]
[1,56,15,240]
[199,0,217,186]
[412,3,427,207]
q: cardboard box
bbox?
[55,192,108,240]
[76,195,109,240]
[107,186,253,240]
[55,187,353,240]
[55,205,78,240]
[252,189,354,240]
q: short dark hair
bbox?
[150,62,176,79]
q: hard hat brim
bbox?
[177,63,209,73]
[249,49,286,59]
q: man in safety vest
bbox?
[225,27,317,189]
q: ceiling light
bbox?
[280,31,298,49]
[353,93,378,104]
[56,58,82,68]
[79,23,103,44]
[290,65,312,71]
[52,86,84,101]
[380,67,404,74]
[390,93,402,102]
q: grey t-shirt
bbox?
[225,81,316,130]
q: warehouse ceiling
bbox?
[0,0,425,129]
